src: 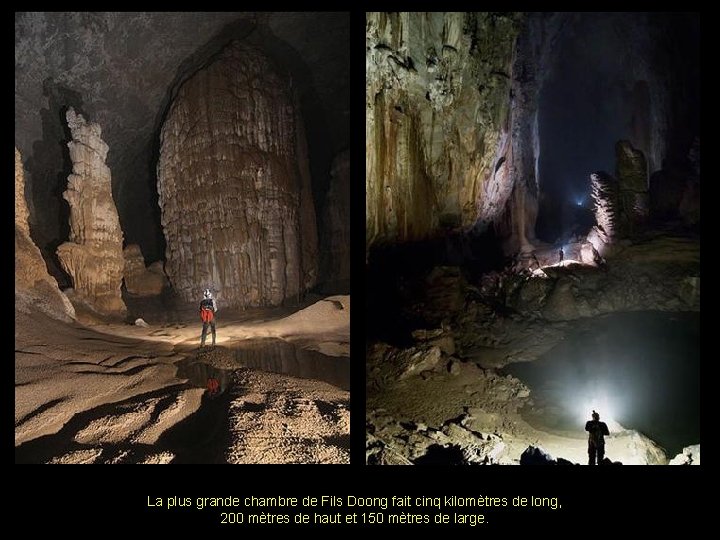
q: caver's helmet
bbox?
[203,288,212,299]
[592,410,600,421]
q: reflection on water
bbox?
[176,360,232,395]
[504,312,699,456]
[177,339,350,392]
[233,339,349,391]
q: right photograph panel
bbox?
[365,12,700,465]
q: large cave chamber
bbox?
[15,12,350,464]
[365,12,699,465]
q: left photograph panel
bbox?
[15,12,350,464]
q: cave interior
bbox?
[14,12,351,465]
[365,12,700,465]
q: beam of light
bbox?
[576,393,625,433]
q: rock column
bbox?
[157,42,318,308]
[56,108,126,314]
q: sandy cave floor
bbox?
[15,295,350,464]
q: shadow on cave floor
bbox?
[14,380,235,465]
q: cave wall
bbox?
[16,12,349,279]
[365,12,522,254]
[157,42,317,308]
[320,150,351,292]
[15,148,75,321]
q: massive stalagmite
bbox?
[157,41,318,308]
[56,108,126,314]
[15,147,75,321]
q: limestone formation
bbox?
[366,12,521,252]
[157,41,318,308]
[615,140,649,232]
[320,150,350,291]
[587,171,619,255]
[123,244,166,296]
[15,148,75,321]
[56,108,126,314]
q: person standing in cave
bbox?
[558,247,564,266]
[585,410,610,465]
[199,288,218,348]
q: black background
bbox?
[9,5,710,533]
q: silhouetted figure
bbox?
[199,288,217,347]
[585,410,610,465]
[558,247,564,265]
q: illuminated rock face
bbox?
[15,148,75,321]
[366,12,521,253]
[56,108,126,315]
[587,172,620,255]
[157,42,318,308]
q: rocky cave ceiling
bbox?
[15,12,349,263]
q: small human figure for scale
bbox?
[199,288,217,348]
[585,410,610,465]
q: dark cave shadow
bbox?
[366,229,506,346]
[412,444,468,465]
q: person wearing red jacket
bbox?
[199,288,218,347]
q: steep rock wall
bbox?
[56,108,126,315]
[366,12,521,253]
[157,41,318,308]
[320,150,350,292]
[15,147,75,321]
